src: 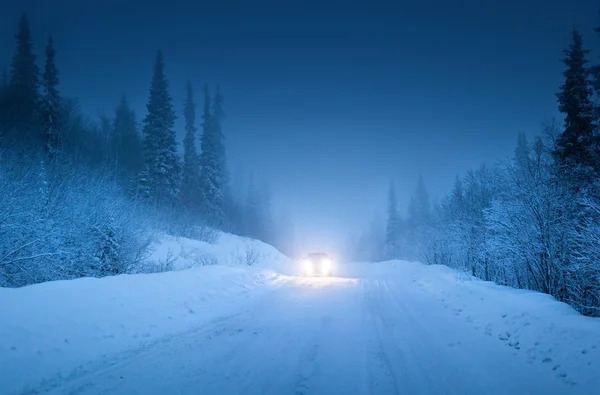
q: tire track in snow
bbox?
[40,309,253,395]
[363,279,401,395]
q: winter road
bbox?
[38,267,586,395]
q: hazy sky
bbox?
[1,0,599,253]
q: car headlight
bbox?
[305,260,313,271]
[321,259,331,272]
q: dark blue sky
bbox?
[1,0,599,252]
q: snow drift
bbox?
[0,232,292,395]
[146,232,294,274]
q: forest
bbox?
[0,14,277,288]
[376,28,600,317]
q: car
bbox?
[302,253,334,277]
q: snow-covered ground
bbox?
[0,232,293,394]
[146,232,295,274]
[1,247,599,394]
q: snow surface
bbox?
[2,247,600,394]
[147,232,294,274]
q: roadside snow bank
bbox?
[0,232,292,395]
[147,232,294,274]
[341,260,600,389]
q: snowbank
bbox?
[340,260,600,389]
[0,232,292,395]
[147,231,294,275]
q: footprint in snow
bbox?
[542,357,552,363]
[498,332,511,341]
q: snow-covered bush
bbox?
[0,148,152,287]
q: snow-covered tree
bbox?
[198,85,228,227]
[41,36,61,157]
[180,81,201,212]
[384,182,400,259]
[405,175,431,259]
[111,95,141,194]
[243,178,273,242]
[0,69,9,136]
[353,214,385,263]
[8,13,40,141]
[486,134,568,291]
[408,175,431,231]
[138,51,180,206]
[0,147,151,287]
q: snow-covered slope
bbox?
[0,232,293,395]
[147,232,294,274]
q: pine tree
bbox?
[41,36,61,157]
[385,182,400,259]
[198,84,228,227]
[180,81,200,211]
[112,95,141,193]
[212,85,227,178]
[0,69,9,134]
[98,113,113,164]
[555,29,596,176]
[139,51,180,206]
[259,183,274,243]
[244,176,272,241]
[0,70,8,94]
[408,175,431,230]
[8,13,40,140]
[212,86,230,223]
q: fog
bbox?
[1,0,598,255]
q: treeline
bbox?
[376,27,600,317]
[0,14,277,287]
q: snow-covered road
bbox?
[35,266,595,395]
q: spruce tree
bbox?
[198,84,227,227]
[408,175,431,230]
[212,86,230,222]
[0,70,8,94]
[385,182,399,259]
[0,69,9,134]
[139,51,180,206]
[555,29,596,176]
[9,13,40,140]
[41,36,61,157]
[258,183,274,243]
[180,81,200,211]
[112,95,141,193]
[244,176,263,239]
